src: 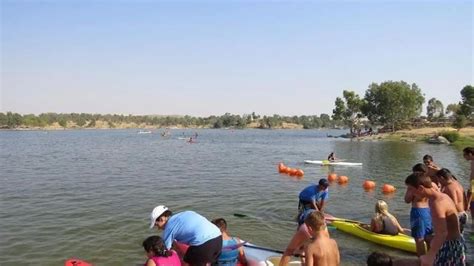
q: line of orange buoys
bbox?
[278,163,304,177]
[327,174,396,193]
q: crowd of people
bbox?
[142,148,474,266]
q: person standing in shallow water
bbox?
[436,168,468,233]
[462,147,474,226]
[405,172,466,266]
[211,218,247,266]
[297,178,329,224]
[304,211,340,266]
[405,163,433,256]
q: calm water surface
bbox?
[0,129,472,265]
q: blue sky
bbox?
[1,0,472,116]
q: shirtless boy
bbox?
[437,168,468,233]
[405,172,466,266]
[304,211,340,266]
[404,163,433,256]
[463,147,474,224]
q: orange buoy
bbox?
[363,180,376,190]
[382,184,396,193]
[296,169,304,177]
[289,168,299,176]
[338,175,349,184]
[278,163,287,173]
[328,173,338,182]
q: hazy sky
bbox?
[1,0,472,117]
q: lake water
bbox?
[0,129,472,265]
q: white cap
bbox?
[149,205,169,229]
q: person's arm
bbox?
[420,205,447,266]
[310,199,318,211]
[304,244,314,266]
[316,199,325,212]
[404,187,415,203]
[391,217,405,234]
[236,238,247,265]
[146,259,156,266]
[279,226,310,266]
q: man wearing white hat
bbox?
[149,205,222,266]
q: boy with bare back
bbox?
[304,211,340,266]
[437,168,468,233]
[404,163,433,256]
[405,172,466,266]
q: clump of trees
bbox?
[332,81,473,131]
[0,111,340,130]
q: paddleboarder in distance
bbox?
[327,152,337,162]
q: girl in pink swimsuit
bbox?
[143,235,181,266]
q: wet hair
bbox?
[405,172,432,189]
[304,210,326,231]
[211,218,228,232]
[367,251,393,266]
[143,235,171,257]
[436,168,457,181]
[412,163,428,173]
[463,147,474,155]
[422,154,433,162]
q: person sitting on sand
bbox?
[143,235,181,266]
[211,218,246,266]
[304,211,340,266]
[369,200,405,236]
[327,152,337,162]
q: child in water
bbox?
[143,235,181,266]
[304,211,340,266]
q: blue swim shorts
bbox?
[410,207,433,239]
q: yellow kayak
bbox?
[330,220,417,253]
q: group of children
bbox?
[142,147,474,266]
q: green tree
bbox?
[458,85,474,119]
[332,90,364,133]
[362,81,425,131]
[426,98,444,120]
[58,118,67,128]
[446,103,460,117]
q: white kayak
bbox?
[304,160,363,166]
[244,243,301,266]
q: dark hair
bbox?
[159,210,172,220]
[412,163,428,173]
[211,218,227,231]
[143,235,171,257]
[319,178,329,187]
[405,172,432,188]
[423,154,433,162]
[463,147,474,155]
[367,251,393,266]
[436,168,457,181]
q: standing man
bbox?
[149,205,222,266]
[463,147,474,225]
[298,179,329,225]
[405,173,466,266]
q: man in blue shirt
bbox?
[150,205,222,266]
[298,179,329,223]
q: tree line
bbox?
[0,111,342,129]
[332,81,473,133]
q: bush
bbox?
[441,131,460,143]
